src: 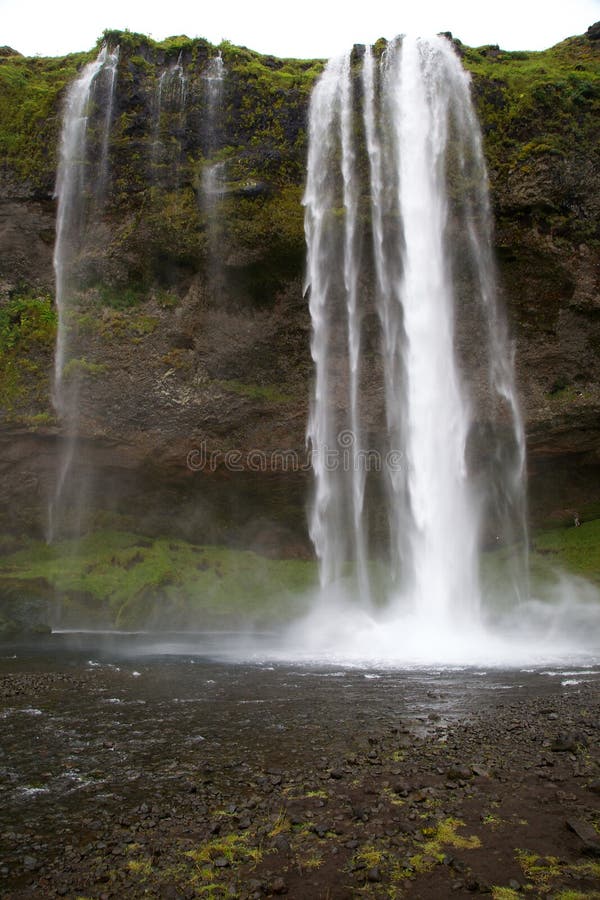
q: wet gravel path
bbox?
[0,635,599,898]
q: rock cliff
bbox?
[0,27,599,543]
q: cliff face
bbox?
[0,29,599,541]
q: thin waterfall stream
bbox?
[49,45,119,542]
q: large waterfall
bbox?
[49,45,119,541]
[304,36,528,635]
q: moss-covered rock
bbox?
[0,576,53,636]
[0,27,598,535]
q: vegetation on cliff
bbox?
[0,50,91,191]
[0,292,56,423]
[465,35,600,240]
[1,27,597,324]
[0,26,599,585]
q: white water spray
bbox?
[303,36,529,649]
[49,45,119,542]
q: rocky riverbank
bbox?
[0,646,599,898]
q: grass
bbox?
[515,850,600,896]
[480,518,600,601]
[184,833,263,891]
[215,379,292,404]
[0,529,317,629]
[1,514,597,632]
[407,818,481,875]
[531,518,600,584]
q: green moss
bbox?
[0,293,56,418]
[463,35,600,239]
[0,529,317,629]
[96,284,145,310]
[531,518,600,584]
[128,55,153,74]
[546,384,594,408]
[215,379,291,403]
[0,51,92,189]
[515,850,600,896]
[155,290,179,309]
[408,818,481,874]
[62,356,107,378]
[517,849,561,889]
[127,857,153,876]
[185,832,262,871]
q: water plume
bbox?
[303,35,530,653]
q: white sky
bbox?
[1,0,599,58]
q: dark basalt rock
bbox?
[551,732,588,752]
[586,21,600,40]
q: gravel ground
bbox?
[0,638,599,899]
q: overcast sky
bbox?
[2,0,599,58]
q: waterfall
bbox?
[152,52,187,179]
[200,51,227,290]
[49,45,119,542]
[202,52,226,219]
[304,36,528,628]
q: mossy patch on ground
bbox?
[530,518,600,584]
[481,518,600,601]
[0,529,317,630]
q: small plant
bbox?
[62,356,107,379]
[491,889,521,900]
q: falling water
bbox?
[49,45,119,542]
[202,52,226,214]
[151,52,187,177]
[304,36,528,630]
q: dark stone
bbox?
[271,834,290,853]
[566,818,600,856]
[551,732,587,752]
[392,783,410,797]
[271,876,287,894]
[587,22,600,40]
[169,332,195,350]
[447,766,473,781]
